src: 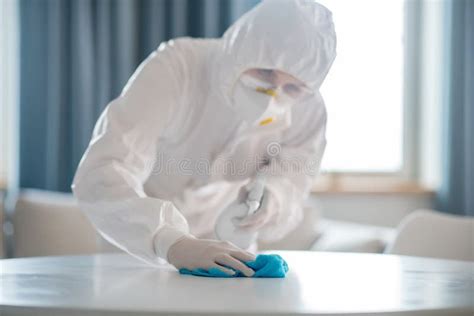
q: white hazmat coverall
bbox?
[72,0,336,266]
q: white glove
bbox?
[167,236,256,277]
[237,188,276,231]
[214,177,266,249]
[245,175,266,213]
[215,200,258,249]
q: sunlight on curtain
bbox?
[0,0,20,190]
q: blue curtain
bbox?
[19,0,258,192]
[437,0,474,216]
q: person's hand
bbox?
[237,189,276,231]
[245,176,266,208]
[167,236,256,277]
[233,177,276,232]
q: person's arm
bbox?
[240,92,327,242]
[72,47,189,266]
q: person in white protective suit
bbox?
[72,0,336,277]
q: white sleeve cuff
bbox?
[153,225,190,261]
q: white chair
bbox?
[385,209,474,261]
[13,189,100,257]
[310,219,396,253]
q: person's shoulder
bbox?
[154,37,221,55]
[147,37,221,77]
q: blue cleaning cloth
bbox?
[179,254,289,278]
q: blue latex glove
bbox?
[179,254,288,278]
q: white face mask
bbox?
[233,75,293,126]
[233,79,272,122]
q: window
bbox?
[317,0,405,173]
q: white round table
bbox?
[1,251,473,315]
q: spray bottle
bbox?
[214,174,266,249]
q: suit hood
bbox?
[212,0,337,108]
